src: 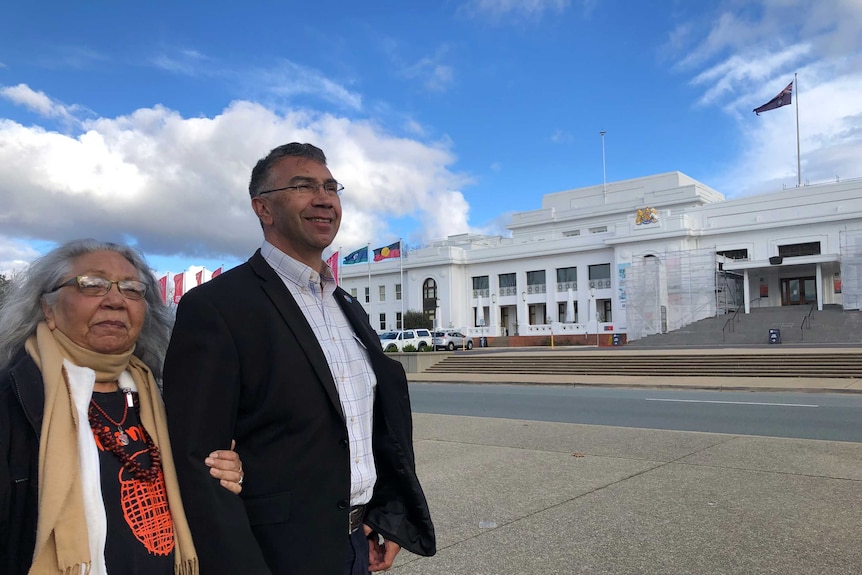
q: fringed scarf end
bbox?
[174,557,199,575]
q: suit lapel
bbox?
[249,251,345,421]
[334,288,381,352]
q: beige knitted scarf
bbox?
[24,322,198,575]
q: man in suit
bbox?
[162,143,435,574]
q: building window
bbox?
[396,312,403,330]
[472,275,489,297]
[556,267,577,291]
[589,264,611,289]
[379,285,386,302]
[599,299,613,322]
[498,273,516,296]
[778,242,821,258]
[526,270,546,294]
[395,283,402,300]
[423,278,437,325]
[563,230,580,237]
[364,287,370,303]
[589,226,608,234]
[350,288,357,298]
[379,313,386,331]
[557,301,578,323]
[717,249,749,260]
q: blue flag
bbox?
[342,246,368,265]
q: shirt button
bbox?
[337,500,348,510]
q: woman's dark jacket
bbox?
[0,349,42,575]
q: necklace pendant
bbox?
[117,427,130,446]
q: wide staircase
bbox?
[423,307,862,379]
[628,305,862,347]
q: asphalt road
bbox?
[409,382,862,442]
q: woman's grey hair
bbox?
[0,238,173,380]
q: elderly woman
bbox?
[0,239,243,575]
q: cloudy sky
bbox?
[1,0,860,275]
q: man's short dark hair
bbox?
[249,143,328,198]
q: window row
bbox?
[472,264,612,297]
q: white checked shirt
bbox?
[262,241,378,506]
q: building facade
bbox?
[339,172,862,341]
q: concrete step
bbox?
[425,352,862,379]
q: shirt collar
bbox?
[260,240,336,291]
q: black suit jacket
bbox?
[162,251,435,575]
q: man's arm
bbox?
[162,290,271,573]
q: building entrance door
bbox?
[780,277,816,305]
[500,306,511,336]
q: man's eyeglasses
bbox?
[258,181,344,197]
[47,276,148,300]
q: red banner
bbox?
[195,270,203,286]
[173,273,184,304]
[325,251,339,285]
[158,275,168,305]
[212,267,223,278]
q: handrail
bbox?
[722,306,743,342]
[800,303,816,341]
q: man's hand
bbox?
[205,439,244,494]
[364,525,401,571]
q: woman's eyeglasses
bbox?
[47,276,148,300]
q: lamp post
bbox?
[491,293,497,337]
[548,315,554,348]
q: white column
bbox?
[743,269,750,314]
[816,263,823,310]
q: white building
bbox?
[339,172,862,342]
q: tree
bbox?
[403,310,432,330]
[0,274,11,309]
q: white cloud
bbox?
[399,45,456,93]
[0,88,471,262]
[0,84,82,125]
[257,60,363,111]
[668,0,862,195]
[0,237,41,276]
[150,49,210,76]
[461,0,571,21]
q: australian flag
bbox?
[753,81,793,115]
[342,246,368,265]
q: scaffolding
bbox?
[626,248,718,341]
[840,230,862,310]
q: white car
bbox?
[378,329,433,352]
[432,330,474,351]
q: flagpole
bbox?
[795,72,801,187]
[337,246,342,287]
[399,238,404,330]
[367,243,372,328]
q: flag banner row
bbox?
[156,266,225,305]
[325,251,339,284]
[342,242,404,265]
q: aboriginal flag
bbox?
[373,241,401,262]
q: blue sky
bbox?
[1,0,860,276]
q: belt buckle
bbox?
[348,505,365,534]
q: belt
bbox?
[348,505,366,534]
